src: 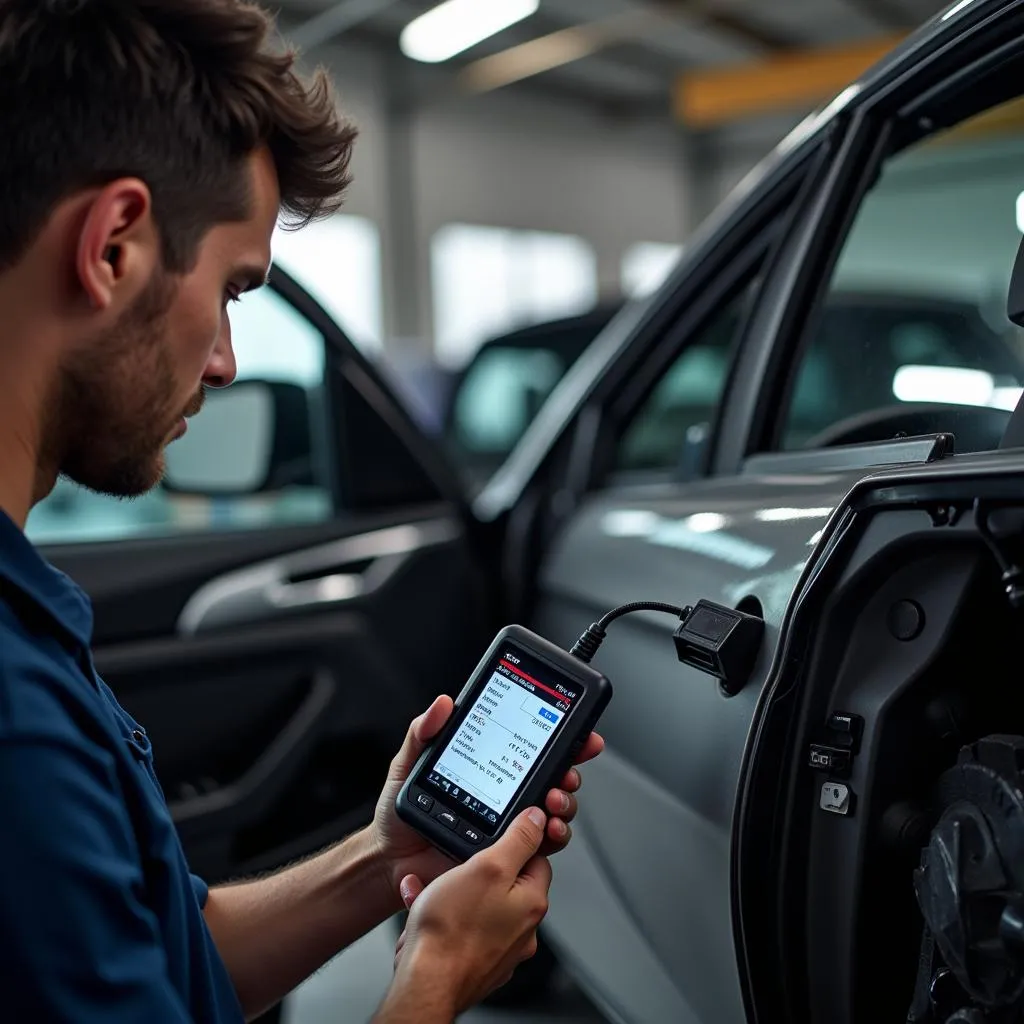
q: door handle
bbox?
[177,519,459,635]
[266,570,365,610]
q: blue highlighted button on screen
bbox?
[538,708,559,723]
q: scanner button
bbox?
[435,810,458,830]
[461,826,482,845]
[415,793,434,813]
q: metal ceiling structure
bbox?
[273,0,952,122]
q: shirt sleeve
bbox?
[0,735,195,1023]
[190,873,210,909]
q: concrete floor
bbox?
[283,919,607,1024]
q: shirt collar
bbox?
[0,507,94,650]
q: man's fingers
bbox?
[545,789,578,822]
[543,818,571,852]
[571,732,604,766]
[488,807,547,875]
[400,874,425,910]
[394,927,408,971]
[518,852,553,893]
[517,933,539,963]
[388,695,454,781]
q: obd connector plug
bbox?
[673,599,764,696]
[569,597,764,697]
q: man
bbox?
[0,1,604,1022]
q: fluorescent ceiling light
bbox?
[400,0,539,64]
[892,364,996,406]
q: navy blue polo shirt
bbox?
[0,509,243,1023]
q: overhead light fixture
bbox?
[400,0,539,64]
[892,364,996,407]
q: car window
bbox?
[443,309,617,486]
[26,286,334,545]
[779,101,1024,452]
[615,275,760,475]
[450,346,566,458]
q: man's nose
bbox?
[202,327,237,389]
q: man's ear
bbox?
[75,179,158,311]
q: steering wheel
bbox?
[801,402,1012,453]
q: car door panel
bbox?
[46,507,489,885]
[539,763,709,1024]
[533,470,867,1022]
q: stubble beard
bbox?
[48,267,199,499]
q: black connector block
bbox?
[673,599,764,696]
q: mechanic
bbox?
[0,1,604,1022]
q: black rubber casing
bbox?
[396,625,613,862]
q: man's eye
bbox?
[224,287,242,306]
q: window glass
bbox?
[442,305,619,487]
[271,214,383,353]
[452,348,565,456]
[615,275,759,474]
[431,224,598,369]
[779,101,1024,451]
[26,287,334,545]
[621,242,684,299]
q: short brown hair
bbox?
[0,0,357,272]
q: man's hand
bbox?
[371,695,604,902]
[373,807,553,1022]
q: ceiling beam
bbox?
[287,0,397,52]
[322,23,670,122]
[454,0,819,96]
[650,0,802,50]
[842,0,918,29]
[459,10,666,93]
[675,33,905,127]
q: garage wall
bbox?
[292,39,695,355]
[412,89,690,293]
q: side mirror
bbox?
[163,380,315,496]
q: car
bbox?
[26,1,1024,1021]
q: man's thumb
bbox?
[493,807,547,870]
[389,695,453,781]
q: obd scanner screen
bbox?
[419,645,574,833]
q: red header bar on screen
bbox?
[499,659,573,704]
